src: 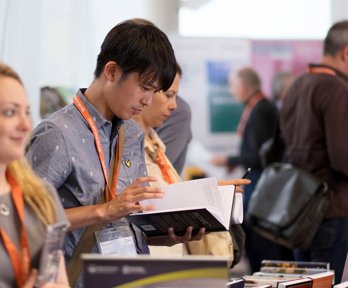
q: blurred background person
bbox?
[211,67,280,272]
[0,63,69,288]
[271,71,295,109]
[280,20,348,283]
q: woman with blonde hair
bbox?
[0,63,69,287]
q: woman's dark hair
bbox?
[94,19,177,92]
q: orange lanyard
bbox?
[146,134,175,185]
[237,91,265,136]
[156,149,175,185]
[0,170,31,287]
[308,66,337,76]
[73,95,121,201]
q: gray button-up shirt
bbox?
[26,89,149,284]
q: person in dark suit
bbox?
[212,67,280,272]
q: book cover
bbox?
[261,260,330,270]
[277,278,313,288]
[227,278,245,288]
[260,267,327,275]
[128,208,226,237]
[82,255,229,288]
[342,254,348,282]
[128,178,240,237]
[333,281,348,288]
[308,271,334,288]
[243,275,291,288]
[254,272,307,279]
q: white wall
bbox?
[179,0,332,39]
[2,0,348,126]
[39,0,179,89]
[331,0,348,23]
[1,0,179,124]
[1,0,41,124]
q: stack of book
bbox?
[228,260,335,288]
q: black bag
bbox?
[230,224,245,268]
[259,121,286,168]
[246,163,331,250]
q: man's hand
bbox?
[42,283,70,288]
[101,176,164,222]
[147,226,206,246]
[66,176,165,230]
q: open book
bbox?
[128,177,243,237]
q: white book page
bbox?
[231,192,243,224]
[141,178,222,212]
[217,185,235,228]
[205,206,227,229]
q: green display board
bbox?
[207,61,243,133]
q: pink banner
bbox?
[252,40,323,97]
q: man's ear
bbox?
[340,44,348,63]
[103,61,122,82]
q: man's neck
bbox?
[244,90,261,104]
[84,81,114,121]
[321,55,348,76]
[133,115,150,133]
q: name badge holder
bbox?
[95,222,137,256]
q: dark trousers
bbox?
[294,218,348,284]
[243,223,283,272]
[309,218,348,284]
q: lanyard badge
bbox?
[95,223,137,257]
[73,95,122,201]
[74,95,137,255]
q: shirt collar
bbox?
[308,64,348,83]
[144,128,166,153]
[77,88,123,129]
[244,90,264,105]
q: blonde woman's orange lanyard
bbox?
[73,96,121,201]
[0,170,31,287]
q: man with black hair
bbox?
[27,19,204,287]
[281,20,348,283]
